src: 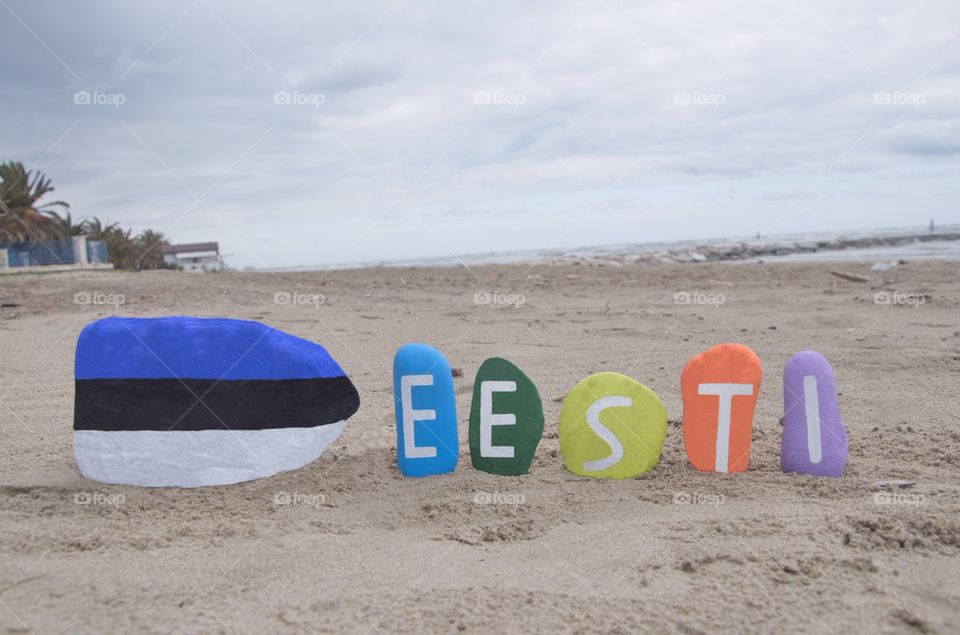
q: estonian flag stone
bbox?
[73,316,360,488]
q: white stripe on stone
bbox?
[74,420,347,487]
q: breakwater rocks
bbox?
[546,231,960,266]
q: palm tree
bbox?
[84,217,120,241]
[0,161,68,241]
[81,218,172,270]
[134,229,170,269]
[49,211,90,238]
[103,226,140,269]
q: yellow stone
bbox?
[559,372,667,479]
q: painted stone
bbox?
[681,343,761,473]
[781,351,847,477]
[559,372,667,479]
[468,357,543,476]
[73,316,360,488]
[393,343,458,477]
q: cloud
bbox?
[1,0,958,268]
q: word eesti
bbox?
[392,343,848,479]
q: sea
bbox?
[265,223,960,272]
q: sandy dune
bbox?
[1,259,958,633]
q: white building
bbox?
[161,242,223,272]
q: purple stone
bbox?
[781,351,847,477]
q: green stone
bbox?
[468,357,544,475]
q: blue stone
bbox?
[392,343,459,477]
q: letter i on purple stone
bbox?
[781,351,848,477]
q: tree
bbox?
[84,217,119,241]
[0,161,67,241]
[84,222,172,270]
[49,211,89,238]
[135,229,170,270]
[102,227,140,270]
[0,162,177,270]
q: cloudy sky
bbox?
[2,1,958,268]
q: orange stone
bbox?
[681,343,762,473]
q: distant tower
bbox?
[930,219,935,233]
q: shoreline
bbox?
[603,230,960,265]
[258,226,960,272]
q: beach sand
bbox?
[1,260,958,634]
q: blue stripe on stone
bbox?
[75,317,347,380]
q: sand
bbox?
[1,259,958,634]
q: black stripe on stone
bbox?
[74,376,360,432]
